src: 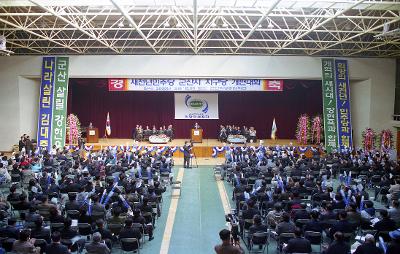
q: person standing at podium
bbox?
[194,122,201,129]
[183,141,191,168]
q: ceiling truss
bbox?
[0,0,399,57]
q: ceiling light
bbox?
[164,20,170,27]
[176,21,182,28]
[211,21,217,28]
[222,22,228,28]
[258,24,263,28]
[118,21,125,28]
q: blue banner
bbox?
[37,57,56,151]
[334,59,353,151]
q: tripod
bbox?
[189,141,198,168]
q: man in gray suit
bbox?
[85,232,110,254]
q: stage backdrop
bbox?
[68,79,322,139]
[175,93,219,119]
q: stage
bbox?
[86,138,303,157]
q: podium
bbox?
[87,128,99,143]
[191,128,203,143]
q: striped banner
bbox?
[51,57,69,148]
[334,59,353,151]
[37,57,56,151]
[321,59,339,153]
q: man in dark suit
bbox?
[31,217,51,243]
[374,210,397,233]
[132,209,154,241]
[119,218,142,245]
[91,194,106,214]
[183,141,191,168]
[248,215,268,247]
[324,232,350,254]
[284,228,312,254]
[93,219,113,250]
[329,211,353,238]
[46,232,70,254]
[304,210,323,233]
[240,200,260,234]
[0,218,19,239]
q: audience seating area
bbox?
[0,148,174,254]
[216,148,400,253]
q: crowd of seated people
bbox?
[217,146,400,253]
[0,145,174,253]
[133,125,174,142]
[218,125,257,143]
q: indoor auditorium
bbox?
[0,0,400,254]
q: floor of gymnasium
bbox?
[142,165,229,254]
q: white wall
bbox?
[18,77,40,139]
[350,80,372,148]
[0,55,395,151]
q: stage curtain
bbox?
[68,79,322,139]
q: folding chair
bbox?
[304,231,322,252]
[50,223,65,233]
[250,232,269,253]
[78,223,92,239]
[107,223,122,237]
[278,233,295,253]
[295,219,310,230]
[66,210,80,219]
[132,223,145,245]
[91,211,105,222]
[34,238,47,254]
[120,238,140,253]
[171,181,181,197]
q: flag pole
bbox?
[103,129,108,140]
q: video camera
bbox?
[225,213,240,245]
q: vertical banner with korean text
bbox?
[51,57,69,148]
[321,59,339,153]
[334,59,353,151]
[37,57,56,151]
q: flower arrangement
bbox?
[379,129,393,152]
[66,114,81,145]
[362,128,376,152]
[311,115,323,145]
[296,114,310,145]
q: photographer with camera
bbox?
[183,141,191,168]
[214,229,244,254]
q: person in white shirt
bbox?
[0,162,11,183]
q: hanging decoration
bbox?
[379,129,393,152]
[311,115,323,145]
[296,114,310,145]
[362,128,376,152]
[66,114,81,145]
